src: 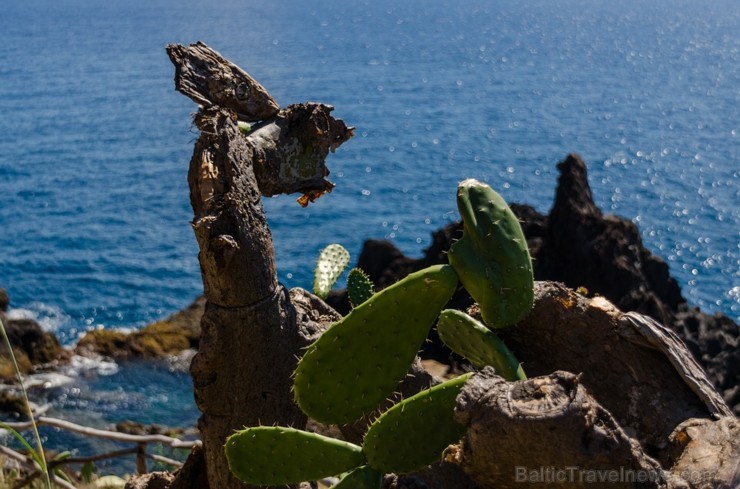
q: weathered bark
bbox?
[482,282,732,455]
[166,42,279,121]
[665,417,739,488]
[452,369,668,489]
[451,369,739,489]
[246,103,354,201]
[169,42,353,205]
[456,284,736,488]
[185,107,305,488]
[168,42,353,489]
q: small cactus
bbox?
[437,309,526,381]
[447,179,534,328]
[363,373,473,474]
[294,264,459,425]
[333,465,382,488]
[237,121,252,134]
[314,244,351,299]
[347,268,374,307]
[225,426,364,485]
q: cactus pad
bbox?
[295,264,459,424]
[347,268,374,307]
[363,373,473,474]
[448,179,534,328]
[314,244,351,299]
[333,465,382,489]
[437,309,526,381]
[225,426,364,485]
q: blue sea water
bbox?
[0,0,737,465]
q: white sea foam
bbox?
[66,354,120,377]
[13,355,120,393]
[23,372,75,390]
[6,302,71,333]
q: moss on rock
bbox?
[75,296,204,360]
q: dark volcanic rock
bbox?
[536,154,684,324]
[327,153,738,414]
[0,288,9,312]
[673,308,739,415]
[0,390,27,418]
[0,316,69,382]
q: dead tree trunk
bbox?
[164,42,736,489]
[166,43,352,489]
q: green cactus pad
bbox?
[333,465,382,489]
[225,426,364,485]
[347,268,374,307]
[363,373,473,474]
[437,309,526,381]
[448,179,534,328]
[314,244,351,299]
[295,264,459,425]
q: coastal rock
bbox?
[0,288,9,312]
[0,313,69,383]
[0,390,27,418]
[124,472,176,489]
[115,420,185,438]
[536,154,683,324]
[75,296,205,359]
[325,154,738,414]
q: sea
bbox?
[0,0,737,474]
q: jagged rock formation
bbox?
[326,154,738,415]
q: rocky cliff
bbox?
[326,154,738,414]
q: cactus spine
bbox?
[225,426,364,485]
[347,267,374,307]
[437,309,526,381]
[363,373,473,474]
[313,243,351,299]
[294,264,458,425]
[447,179,534,328]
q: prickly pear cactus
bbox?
[294,264,459,424]
[333,465,382,489]
[314,244,351,299]
[448,179,534,328]
[363,373,473,474]
[347,267,374,307]
[437,309,526,381]
[225,426,364,485]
